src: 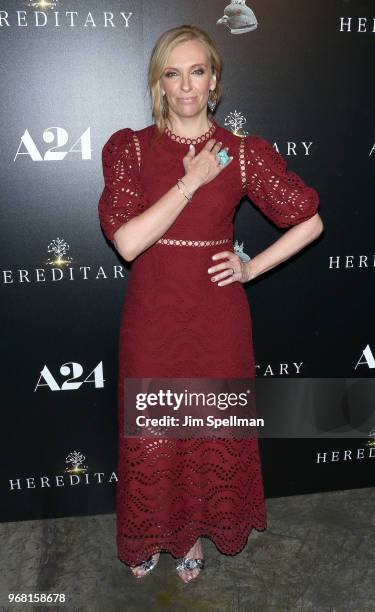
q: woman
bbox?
[98,24,323,582]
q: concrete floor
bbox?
[0,487,374,612]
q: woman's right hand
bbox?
[182,139,233,190]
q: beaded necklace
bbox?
[164,119,217,145]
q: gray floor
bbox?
[0,487,374,612]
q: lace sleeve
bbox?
[240,135,320,228]
[98,128,148,243]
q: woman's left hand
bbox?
[207,251,252,286]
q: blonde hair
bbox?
[148,24,223,145]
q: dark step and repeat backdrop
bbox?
[1,1,374,521]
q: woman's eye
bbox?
[164,69,205,78]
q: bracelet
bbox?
[176,177,193,202]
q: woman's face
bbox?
[161,39,216,121]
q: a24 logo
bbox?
[35,361,104,391]
[14,127,91,161]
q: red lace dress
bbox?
[98,118,319,566]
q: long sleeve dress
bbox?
[98,118,320,566]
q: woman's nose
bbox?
[181,77,192,90]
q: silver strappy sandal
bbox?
[175,556,205,580]
[130,553,159,578]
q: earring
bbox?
[207,90,217,112]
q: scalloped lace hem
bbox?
[117,519,268,567]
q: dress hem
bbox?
[117,519,268,567]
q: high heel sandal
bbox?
[175,556,205,581]
[130,553,159,579]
